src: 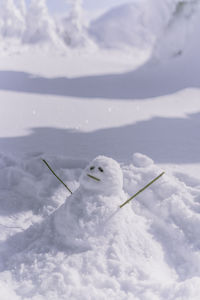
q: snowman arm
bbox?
[42,159,73,194]
[120,172,165,208]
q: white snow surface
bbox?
[0,0,199,58]
[1,153,200,299]
[79,156,123,196]
[1,1,200,298]
[89,0,200,58]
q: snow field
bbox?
[0,153,200,299]
[1,2,200,298]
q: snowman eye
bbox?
[90,166,95,170]
[98,167,104,172]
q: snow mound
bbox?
[132,153,154,168]
[89,0,178,52]
[89,0,200,59]
[89,1,157,51]
[1,153,200,299]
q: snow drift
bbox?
[1,152,200,299]
[89,0,200,58]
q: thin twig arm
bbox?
[42,159,73,194]
[120,172,165,208]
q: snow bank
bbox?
[0,0,199,56]
[1,152,200,299]
[89,0,200,58]
[89,1,162,51]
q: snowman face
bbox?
[80,156,123,195]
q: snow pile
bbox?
[89,0,200,57]
[0,152,81,231]
[1,153,200,299]
[89,1,161,51]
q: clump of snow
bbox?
[132,153,154,168]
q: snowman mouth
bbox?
[87,174,101,182]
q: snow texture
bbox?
[1,153,200,299]
[0,0,25,38]
[1,1,200,299]
[53,156,125,249]
[58,0,90,48]
[22,0,63,47]
[0,0,199,57]
[89,0,200,58]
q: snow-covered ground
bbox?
[1,0,200,299]
[1,151,200,300]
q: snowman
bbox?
[53,155,132,250]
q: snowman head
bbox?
[80,156,123,196]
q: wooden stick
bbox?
[87,174,101,182]
[42,159,73,194]
[120,172,165,208]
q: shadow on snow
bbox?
[0,55,200,99]
[1,112,200,164]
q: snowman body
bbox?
[53,156,129,250]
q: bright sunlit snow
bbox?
[1,1,200,299]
